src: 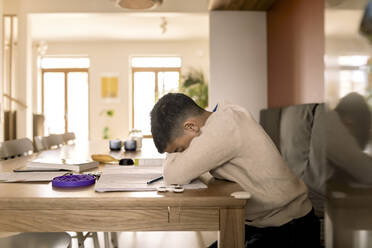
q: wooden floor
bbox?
[69,231,218,248]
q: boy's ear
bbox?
[183,119,200,133]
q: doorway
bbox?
[41,64,89,140]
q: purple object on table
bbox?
[52,174,96,188]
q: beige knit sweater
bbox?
[163,102,312,227]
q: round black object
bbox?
[119,158,134,165]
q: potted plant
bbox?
[180,68,208,108]
[100,109,115,139]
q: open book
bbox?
[95,166,207,192]
[26,158,98,172]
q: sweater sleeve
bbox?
[162,112,241,185]
[327,111,372,184]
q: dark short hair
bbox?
[150,93,204,153]
[335,92,371,149]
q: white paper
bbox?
[102,165,162,175]
[134,158,164,167]
[95,166,207,192]
[0,172,68,182]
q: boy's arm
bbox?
[163,117,241,185]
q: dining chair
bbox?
[73,232,100,248]
[0,232,72,248]
[0,138,34,160]
[0,143,6,160]
[33,136,48,152]
[45,134,65,149]
[63,132,76,144]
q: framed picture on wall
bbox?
[101,73,120,103]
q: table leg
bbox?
[332,222,353,248]
[326,203,353,248]
[219,208,245,248]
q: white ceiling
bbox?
[30,13,209,42]
[326,0,368,9]
[32,9,364,42]
[325,9,364,38]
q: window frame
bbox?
[131,67,181,138]
[41,68,90,137]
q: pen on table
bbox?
[147,176,164,184]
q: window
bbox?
[41,57,90,140]
[132,57,181,136]
[41,57,90,69]
[325,55,370,108]
[339,70,367,98]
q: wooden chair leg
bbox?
[76,232,85,248]
[92,232,100,248]
[104,232,110,248]
[111,232,118,248]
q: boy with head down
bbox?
[150,93,319,248]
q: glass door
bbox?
[67,72,89,140]
[132,70,180,136]
[133,71,156,135]
[42,70,89,140]
[43,72,66,134]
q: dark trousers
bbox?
[208,208,320,248]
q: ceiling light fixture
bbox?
[160,17,167,34]
[116,0,163,9]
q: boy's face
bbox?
[164,120,200,153]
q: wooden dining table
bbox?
[326,179,372,248]
[0,139,247,248]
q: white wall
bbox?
[16,14,33,139]
[43,40,209,140]
[209,11,267,121]
[3,0,208,140]
[0,0,3,141]
[326,36,372,55]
